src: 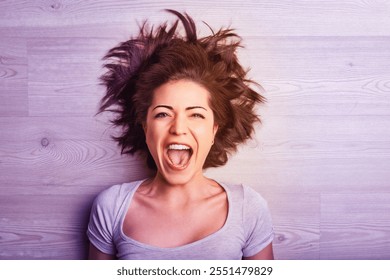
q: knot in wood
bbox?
[50,2,61,10]
[41,138,50,147]
[278,234,286,242]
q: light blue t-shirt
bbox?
[87,179,274,259]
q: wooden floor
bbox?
[1,0,390,259]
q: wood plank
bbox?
[206,114,390,193]
[0,184,111,196]
[260,116,390,143]
[0,37,28,116]
[242,36,390,80]
[0,25,133,39]
[321,193,390,259]
[0,116,116,142]
[265,193,320,260]
[0,194,93,259]
[0,1,389,36]
[207,151,390,193]
[28,95,102,117]
[27,37,112,116]
[0,116,152,188]
[0,139,151,188]
[260,76,390,117]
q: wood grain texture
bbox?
[0,116,113,141]
[266,193,320,260]
[0,194,93,259]
[0,38,28,116]
[0,0,390,36]
[25,36,390,117]
[321,193,390,260]
[27,37,111,117]
[206,114,390,193]
[0,138,150,188]
[1,0,390,259]
[243,36,390,79]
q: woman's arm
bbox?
[88,243,115,260]
[242,243,274,260]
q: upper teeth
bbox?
[168,144,190,150]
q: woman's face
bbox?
[144,79,218,186]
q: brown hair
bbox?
[99,10,265,170]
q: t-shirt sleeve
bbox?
[242,186,274,258]
[87,186,119,255]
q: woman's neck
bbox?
[139,173,220,206]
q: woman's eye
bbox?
[192,113,205,119]
[155,112,169,118]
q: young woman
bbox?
[87,10,274,260]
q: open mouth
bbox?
[166,144,193,168]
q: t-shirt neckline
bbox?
[118,178,232,251]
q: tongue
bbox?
[167,150,191,167]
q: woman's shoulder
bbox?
[242,184,268,205]
[221,182,267,206]
[221,182,270,223]
[92,179,144,209]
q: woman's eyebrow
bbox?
[186,106,207,111]
[152,105,207,111]
[152,105,173,111]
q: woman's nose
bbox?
[169,115,188,135]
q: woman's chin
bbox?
[157,170,195,186]
[156,164,203,187]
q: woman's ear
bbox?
[213,124,219,137]
[142,122,147,133]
